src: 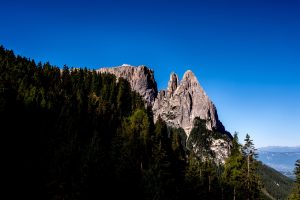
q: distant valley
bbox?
[258,146,300,178]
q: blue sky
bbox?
[1,0,299,147]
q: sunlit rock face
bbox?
[153,70,225,136]
[98,65,231,163]
[98,64,158,106]
[98,65,226,136]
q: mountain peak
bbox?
[153,70,225,135]
[98,65,226,136]
[121,64,132,67]
[183,69,195,79]
[98,65,230,163]
[182,70,199,84]
[167,72,178,97]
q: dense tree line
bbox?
[257,161,294,199]
[1,46,263,199]
[289,160,300,199]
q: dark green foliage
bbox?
[289,159,300,199]
[223,133,245,199]
[0,46,186,199]
[296,160,300,185]
[0,45,271,199]
[243,134,261,199]
[257,161,294,200]
[222,133,262,200]
[187,117,214,159]
[185,118,247,199]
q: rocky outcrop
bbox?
[210,139,231,164]
[167,73,178,97]
[98,65,226,136]
[98,64,231,163]
[97,64,158,106]
[153,70,225,136]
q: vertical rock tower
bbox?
[98,65,226,136]
[153,70,225,136]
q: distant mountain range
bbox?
[258,146,300,178]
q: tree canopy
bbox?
[0,45,284,199]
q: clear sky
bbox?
[1,0,299,147]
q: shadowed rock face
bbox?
[97,64,158,106]
[97,65,226,136]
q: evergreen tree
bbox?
[289,159,300,199]
[242,134,257,179]
[223,133,245,200]
[1,45,268,200]
[242,134,261,200]
[187,117,214,160]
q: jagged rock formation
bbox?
[98,64,226,136]
[97,64,157,106]
[98,64,231,163]
[153,70,225,136]
[210,139,231,164]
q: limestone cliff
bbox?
[98,65,226,136]
[153,70,225,136]
[97,64,157,106]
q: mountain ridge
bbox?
[259,146,300,152]
[97,64,228,137]
[1,45,295,199]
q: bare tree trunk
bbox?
[200,168,202,179]
[233,187,236,200]
[208,175,211,192]
[247,155,250,200]
[247,155,249,178]
[222,187,224,200]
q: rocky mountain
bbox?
[98,64,227,137]
[98,64,158,106]
[153,70,226,136]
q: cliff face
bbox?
[153,70,225,136]
[97,65,226,136]
[97,64,158,106]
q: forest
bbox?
[0,45,299,199]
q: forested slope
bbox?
[0,45,271,199]
[258,161,294,199]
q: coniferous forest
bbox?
[0,46,297,199]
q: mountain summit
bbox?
[98,65,227,136]
[153,69,226,136]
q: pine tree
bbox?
[242,134,261,200]
[187,117,214,160]
[223,133,245,200]
[2,45,272,199]
[242,134,257,179]
[289,159,300,199]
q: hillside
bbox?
[257,161,294,200]
[0,45,281,199]
[98,65,232,164]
